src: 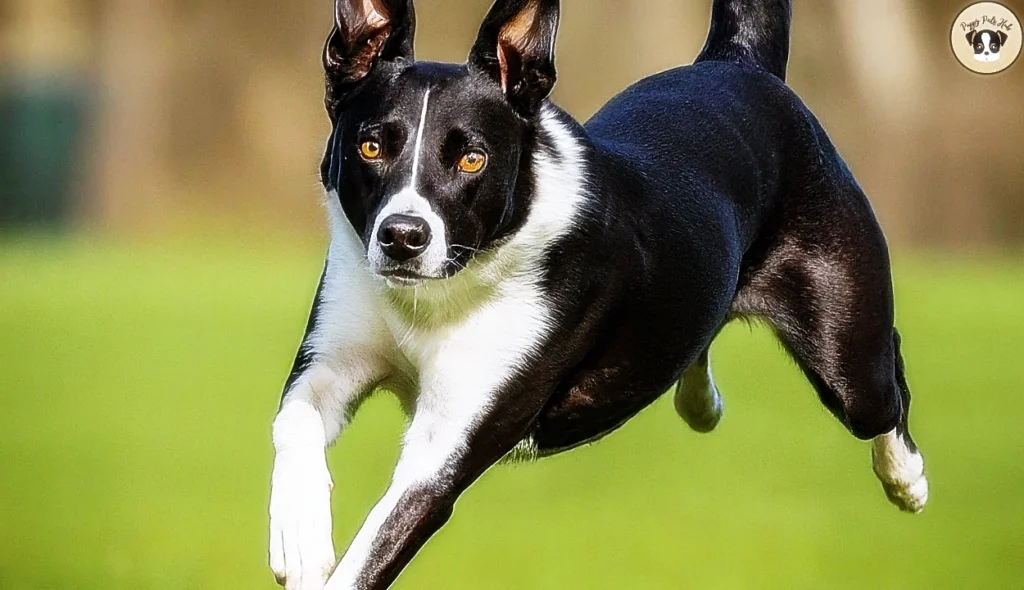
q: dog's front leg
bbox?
[270,257,396,590]
[270,356,387,590]
[325,363,545,589]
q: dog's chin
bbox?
[975,53,1000,63]
[385,275,425,289]
[377,269,438,289]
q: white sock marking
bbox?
[674,353,723,433]
[872,429,928,513]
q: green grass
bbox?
[1,236,1022,589]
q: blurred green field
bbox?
[1,236,1023,589]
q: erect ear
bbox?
[323,0,416,85]
[966,30,977,45]
[469,0,560,117]
[998,30,1009,45]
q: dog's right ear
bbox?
[966,30,977,45]
[323,0,416,85]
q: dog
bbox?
[968,29,1009,62]
[269,1,929,588]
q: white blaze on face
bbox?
[367,88,450,284]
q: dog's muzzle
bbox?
[377,214,431,263]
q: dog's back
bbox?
[583,0,814,251]
[585,61,806,248]
[574,0,880,328]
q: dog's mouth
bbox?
[373,252,477,289]
[378,268,436,288]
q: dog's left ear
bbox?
[469,0,560,117]
[324,0,416,85]
[998,30,1009,45]
[966,30,977,45]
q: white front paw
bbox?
[269,450,336,590]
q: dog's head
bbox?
[967,29,1009,63]
[320,0,561,288]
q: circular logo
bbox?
[951,2,1022,74]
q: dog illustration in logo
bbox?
[968,29,1009,62]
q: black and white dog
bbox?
[968,29,1009,62]
[269,0,928,588]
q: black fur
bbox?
[696,0,792,80]
[530,61,907,450]
[281,0,920,586]
[281,261,326,402]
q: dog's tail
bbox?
[694,0,792,81]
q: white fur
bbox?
[872,429,928,513]
[272,106,587,589]
[367,187,450,282]
[270,399,336,590]
[367,89,451,282]
[269,201,398,590]
[327,277,556,589]
[674,353,724,433]
[327,106,587,589]
[410,88,431,186]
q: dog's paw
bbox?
[269,450,336,590]
[676,385,723,433]
[879,471,929,514]
[674,362,724,434]
[872,432,928,514]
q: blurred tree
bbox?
[91,0,174,228]
[3,0,1019,246]
[0,0,94,227]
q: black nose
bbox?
[378,214,431,262]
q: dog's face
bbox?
[320,0,560,288]
[967,29,1009,62]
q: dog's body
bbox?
[269,1,928,588]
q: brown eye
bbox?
[991,44,998,50]
[458,151,487,174]
[360,140,382,160]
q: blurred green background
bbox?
[2,0,1023,588]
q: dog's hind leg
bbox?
[674,348,724,433]
[733,221,927,512]
[870,330,927,513]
